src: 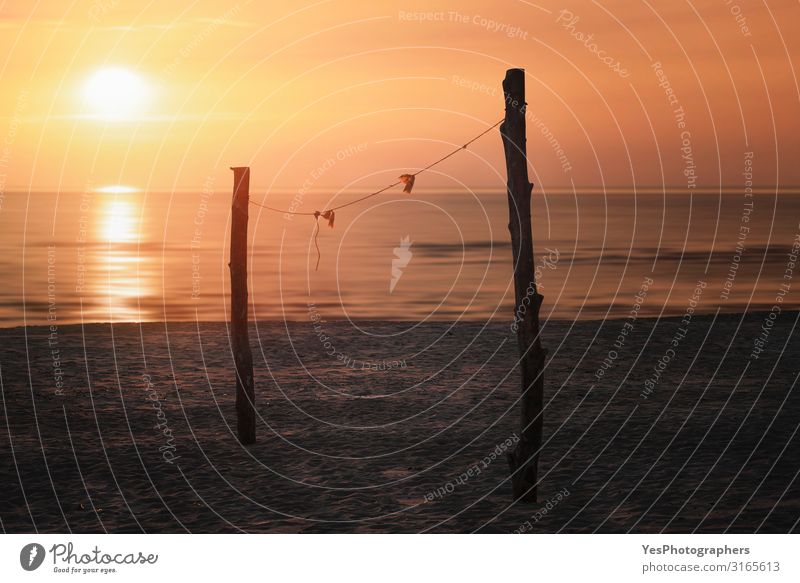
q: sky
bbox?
[0,0,798,193]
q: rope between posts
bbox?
[247,118,504,269]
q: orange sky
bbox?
[0,0,798,193]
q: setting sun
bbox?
[82,67,149,121]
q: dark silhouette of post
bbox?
[501,68,545,503]
[230,167,255,444]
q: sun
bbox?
[82,67,149,121]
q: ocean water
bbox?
[0,189,798,326]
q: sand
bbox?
[0,312,798,533]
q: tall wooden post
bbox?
[501,68,545,503]
[230,167,255,444]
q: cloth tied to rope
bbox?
[398,174,415,194]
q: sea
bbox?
[0,188,798,326]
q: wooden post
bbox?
[230,167,255,444]
[501,68,545,503]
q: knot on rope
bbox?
[314,209,336,228]
[312,210,336,271]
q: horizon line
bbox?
[3,185,798,194]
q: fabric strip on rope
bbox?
[398,174,415,194]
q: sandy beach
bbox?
[1,311,797,533]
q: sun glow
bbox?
[96,185,138,194]
[82,67,149,121]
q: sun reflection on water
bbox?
[102,200,138,243]
[87,192,152,322]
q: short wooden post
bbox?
[501,68,546,503]
[230,166,255,444]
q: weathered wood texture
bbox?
[230,166,256,444]
[501,68,546,503]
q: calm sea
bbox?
[0,189,798,326]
